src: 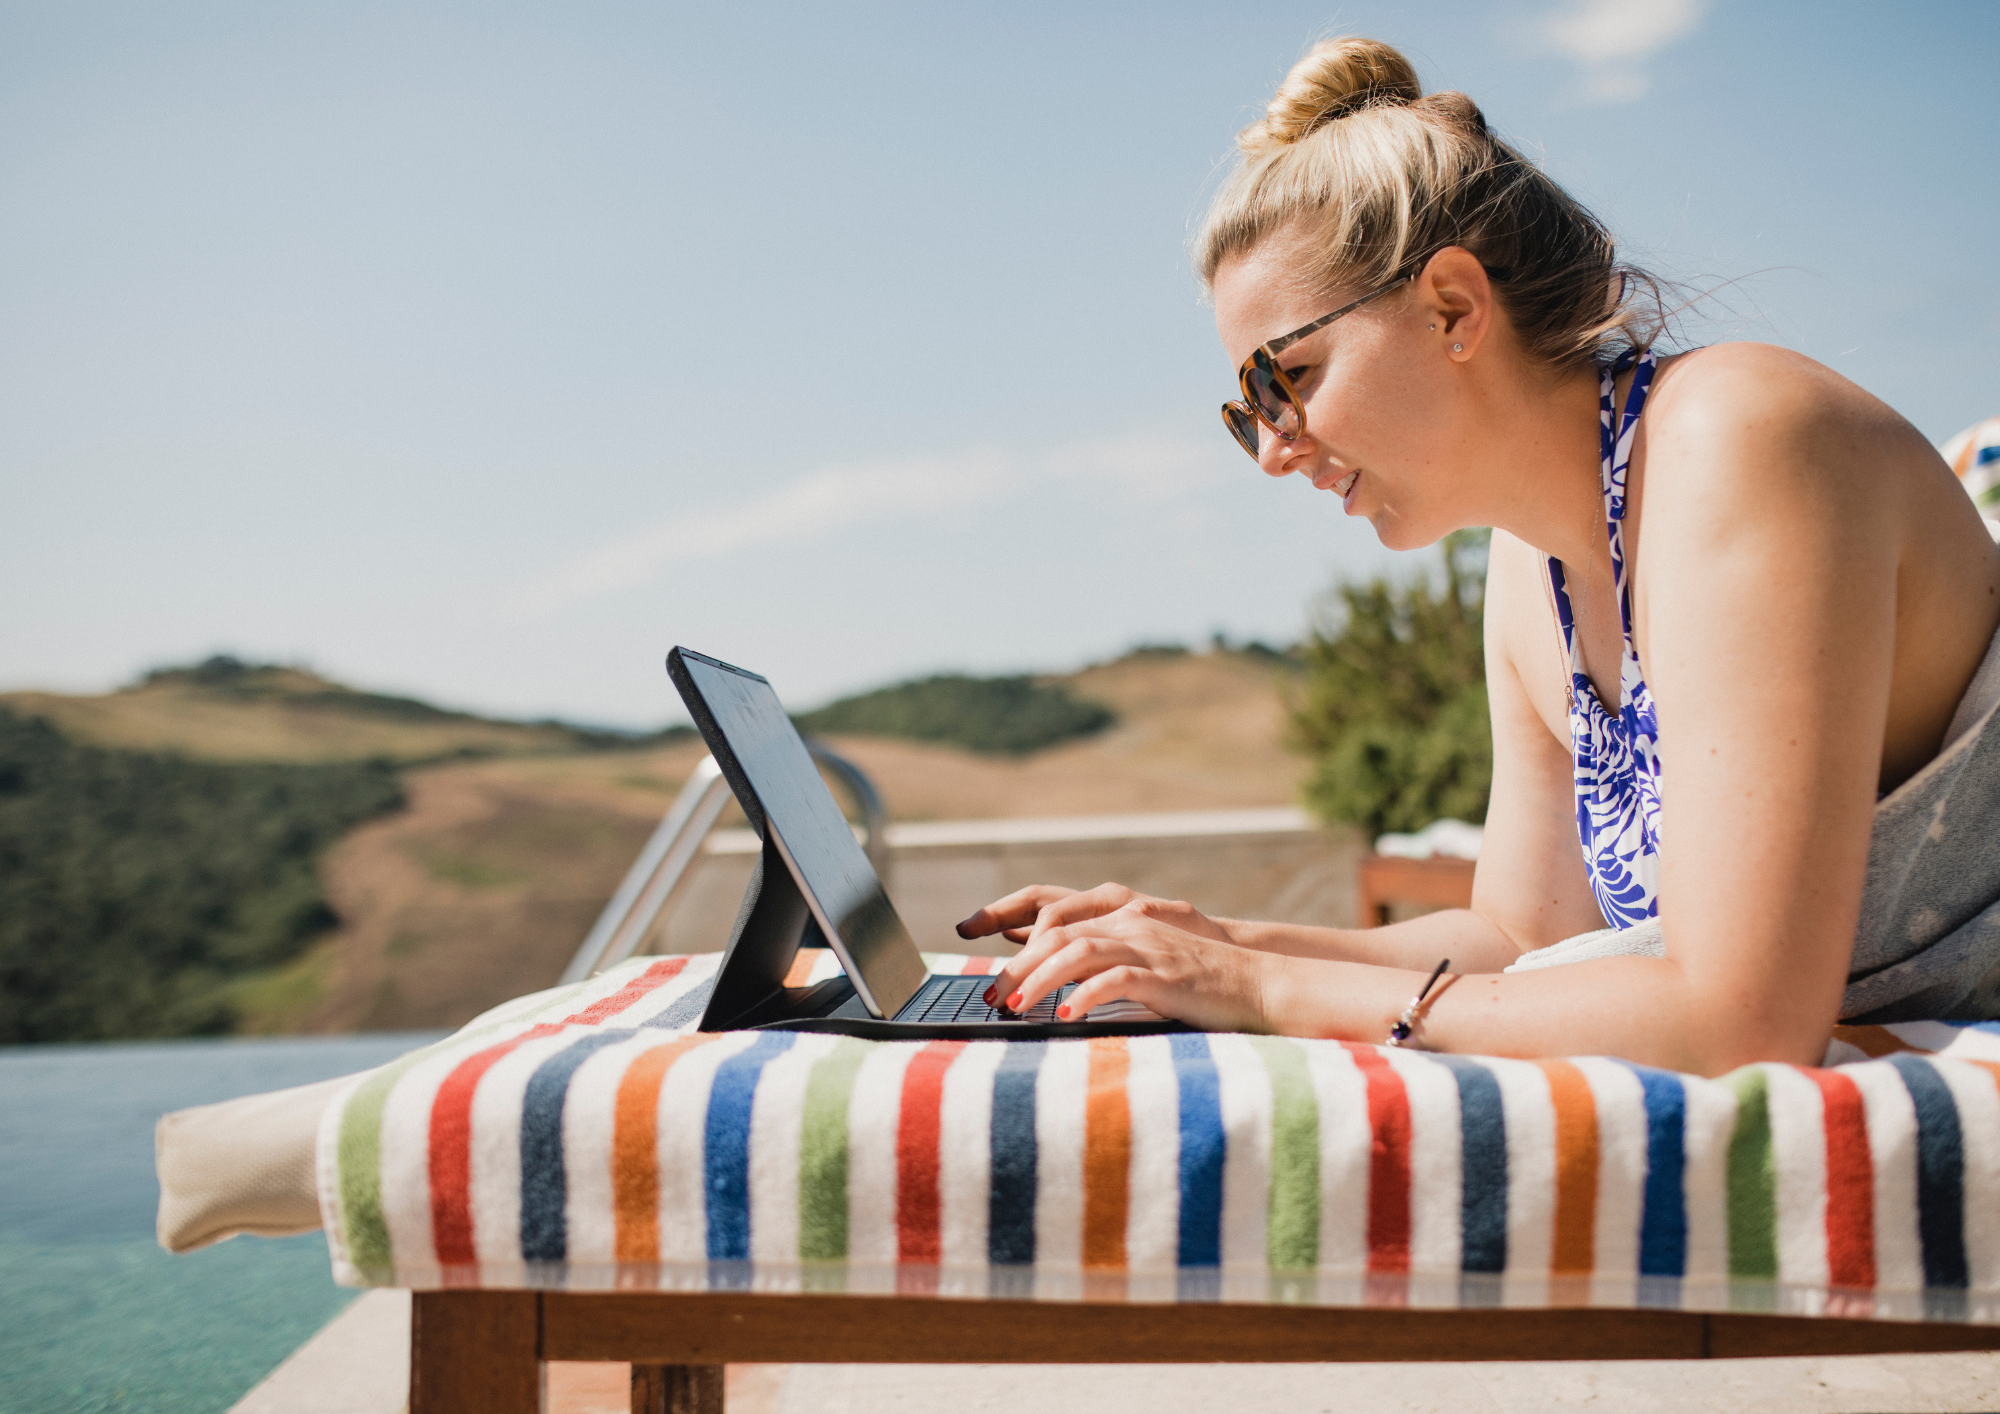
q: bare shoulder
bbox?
[1651,341,1873,413]
[1648,342,1912,470]
[1643,343,1921,503]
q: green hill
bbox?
[0,706,405,1042]
[0,648,1304,1040]
[795,673,1115,755]
[0,655,687,765]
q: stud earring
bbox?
[1453,343,1463,352]
[1429,324,1436,331]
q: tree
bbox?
[1289,531,1492,837]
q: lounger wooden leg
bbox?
[409,1291,541,1414]
[631,1363,724,1414]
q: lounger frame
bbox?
[408,1289,2000,1414]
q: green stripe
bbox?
[337,1052,431,1275]
[333,966,649,1275]
[1251,1037,1320,1271]
[1725,1066,1778,1280]
[798,1038,870,1262]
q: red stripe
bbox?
[1810,1069,1875,1291]
[895,1041,968,1264]
[1345,1044,1412,1274]
[430,1025,560,1267]
[959,956,997,975]
[564,956,691,1025]
[428,955,695,1268]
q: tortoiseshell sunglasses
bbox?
[1220,274,1411,459]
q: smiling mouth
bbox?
[1331,471,1359,498]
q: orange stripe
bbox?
[785,949,826,987]
[1537,1059,1599,1275]
[611,1036,714,1263]
[1829,1025,1919,1059]
[1082,1037,1132,1269]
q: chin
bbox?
[1371,516,1432,553]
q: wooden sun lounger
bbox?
[408,1289,2000,1414]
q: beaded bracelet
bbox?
[1385,958,1455,1049]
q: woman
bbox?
[958,37,2000,1074]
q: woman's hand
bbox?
[956,882,1236,946]
[980,893,1277,1033]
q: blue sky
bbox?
[4,1,1996,727]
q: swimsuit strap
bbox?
[1547,348,1659,668]
[1600,349,1658,639]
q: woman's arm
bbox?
[988,347,1930,1074]
[961,530,1610,978]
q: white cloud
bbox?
[1539,0,1709,103]
[514,449,1014,615]
[513,433,1230,616]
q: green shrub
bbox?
[795,674,1115,756]
[1290,531,1492,837]
[0,709,404,1042]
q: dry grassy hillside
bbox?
[19,650,1304,1032]
[0,663,601,764]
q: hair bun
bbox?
[1238,37,1422,155]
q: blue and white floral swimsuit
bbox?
[1547,349,1662,929]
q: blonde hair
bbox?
[1197,37,1662,368]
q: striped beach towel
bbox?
[318,952,2000,1324]
[1947,415,2000,538]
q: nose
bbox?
[1256,426,1301,479]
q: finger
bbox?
[1056,965,1151,1021]
[1020,883,1139,941]
[983,926,1081,1011]
[1017,932,1136,1012]
[956,884,1077,940]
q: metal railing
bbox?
[559,743,887,983]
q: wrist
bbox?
[1211,915,1253,947]
[1252,953,1338,1035]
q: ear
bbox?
[1417,247,1496,363]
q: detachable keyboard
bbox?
[890,973,1076,1025]
[796,968,1177,1036]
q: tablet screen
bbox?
[671,649,927,1018]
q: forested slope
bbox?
[0,708,403,1041]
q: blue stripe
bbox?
[644,976,716,1031]
[1978,444,2000,466]
[1171,1033,1225,1268]
[988,1041,1045,1265]
[1434,1056,1508,1274]
[518,1030,638,1262]
[1622,1063,1687,1277]
[1889,1055,1968,1293]
[701,1032,798,1262]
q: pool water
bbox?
[0,1033,439,1414]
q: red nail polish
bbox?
[983,985,996,1005]
[1007,991,1023,1011]
[1056,1004,1071,1020]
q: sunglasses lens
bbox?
[1222,403,1261,458]
[1243,356,1301,438]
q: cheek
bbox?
[1306,348,1434,453]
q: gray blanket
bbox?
[1508,620,2000,1023]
